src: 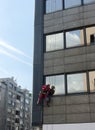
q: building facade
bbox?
[0,78,32,130]
[32,0,95,130]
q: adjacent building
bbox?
[32,0,95,130]
[0,77,32,130]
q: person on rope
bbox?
[37,84,50,105]
[46,86,55,107]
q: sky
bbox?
[0,0,35,92]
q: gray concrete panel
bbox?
[43,94,95,124]
[53,65,65,74]
[66,113,90,123]
[66,95,89,105]
[52,96,66,106]
[66,104,90,114]
[91,113,95,122]
[44,4,95,34]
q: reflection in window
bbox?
[89,71,95,92]
[46,0,63,13]
[65,0,81,9]
[66,29,84,48]
[46,75,65,95]
[84,0,95,4]
[86,26,95,45]
[67,73,87,93]
[46,33,64,51]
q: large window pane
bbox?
[65,0,81,9]
[86,26,95,45]
[66,29,84,48]
[46,75,65,95]
[55,0,63,11]
[84,0,95,4]
[89,71,95,92]
[46,0,62,13]
[67,73,87,93]
[46,33,64,51]
[46,0,52,13]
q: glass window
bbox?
[86,26,95,45]
[89,71,95,92]
[21,97,24,102]
[20,112,23,117]
[46,75,65,95]
[65,0,81,9]
[66,29,84,48]
[67,73,87,93]
[25,99,29,104]
[55,0,63,11]
[46,0,62,13]
[84,0,95,4]
[46,32,64,51]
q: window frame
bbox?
[45,31,64,52]
[44,70,95,96]
[66,72,88,94]
[83,0,95,5]
[65,28,85,48]
[45,74,66,95]
[64,0,82,9]
[45,0,63,14]
[45,0,95,14]
[44,25,95,52]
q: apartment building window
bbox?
[16,95,21,100]
[46,75,65,95]
[20,104,23,110]
[20,120,23,125]
[89,71,95,92]
[20,112,23,117]
[16,110,20,116]
[84,0,95,4]
[12,127,15,130]
[45,26,95,51]
[7,125,11,130]
[15,118,19,123]
[45,71,95,95]
[21,97,24,102]
[86,26,95,45]
[66,29,84,48]
[25,106,29,111]
[46,0,63,13]
[67,73,87,93]
[25,99,29,104]
[46,32,64,51]
[9,82,13,89]
[64,0,81,9]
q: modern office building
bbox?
[32,0,95,130]
[0,77,32,130]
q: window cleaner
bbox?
[37,85,55,107]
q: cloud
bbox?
[66,32,81,47]
[0,40,32,59]
[0,48,32,66]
